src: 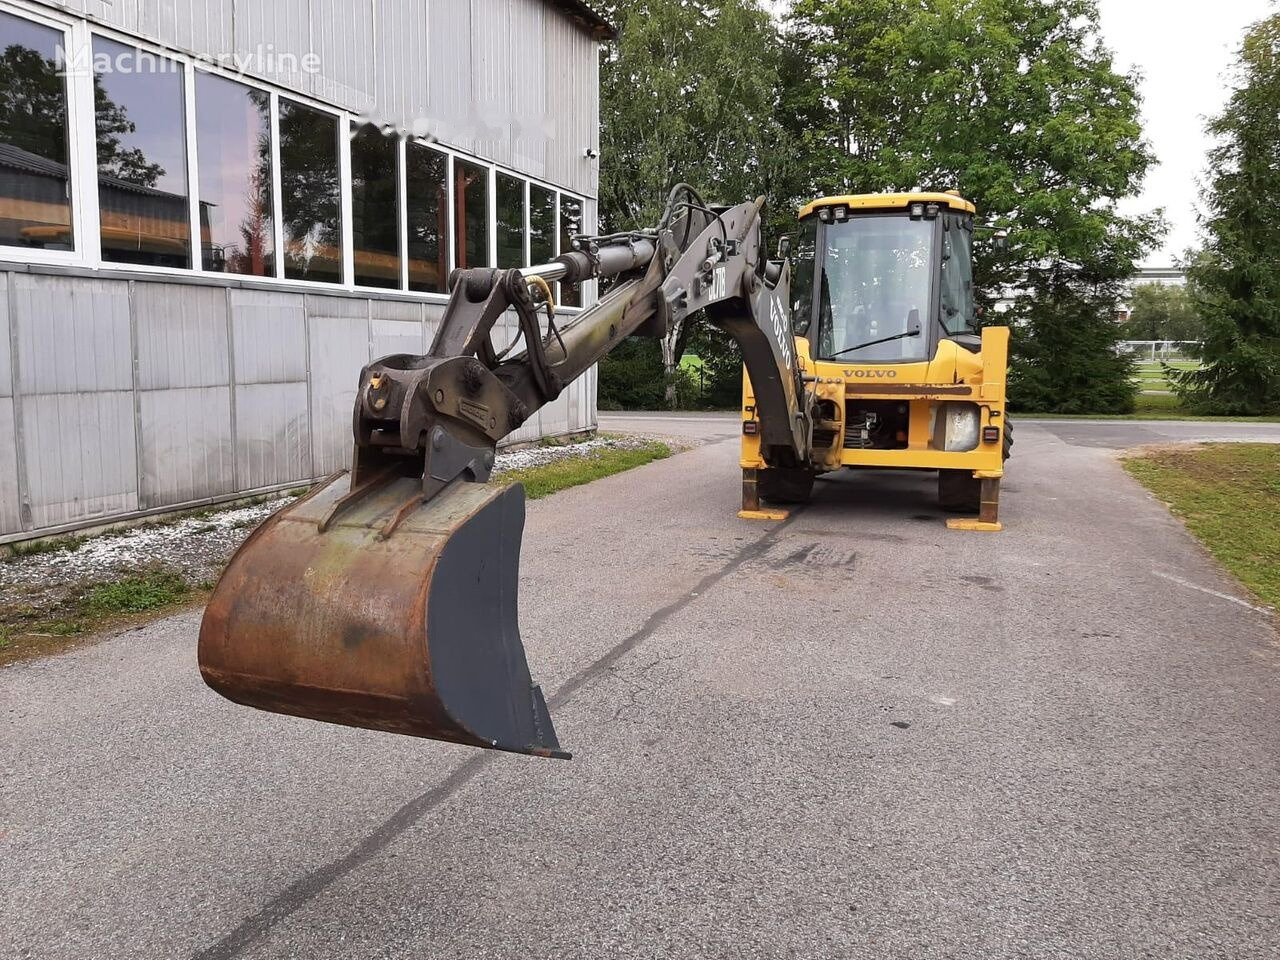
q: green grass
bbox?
[1124,444,1280,610]
[1130,361,1200,393]
[1023,392,1280,421]
[498,441,672,500]
[84,571,190,614]
[0,569,197,666]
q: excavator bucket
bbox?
[198,473,567,759]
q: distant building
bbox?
[0,0,611,541]
[992,264,1189,322]
[1116,265,1187,323]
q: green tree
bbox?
[1010,266,1137,414]
[1122,283,1203,342]
[784,0,1162,412]
[1170,14,1280,415]
[597,0,794,407]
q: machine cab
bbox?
[788,192,978,365]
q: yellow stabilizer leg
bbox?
[739,507,790,521]
[946,476,1003,532]
[946,517,1003,532]
[738,467,789,520]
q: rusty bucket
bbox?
[198,474,567,759]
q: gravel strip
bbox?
[1,434,657,601]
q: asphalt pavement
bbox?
[3,415,1278,959]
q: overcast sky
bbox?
[1096,0,1274,266]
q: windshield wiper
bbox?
[827,327,922,360]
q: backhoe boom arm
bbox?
[349,187,810,507]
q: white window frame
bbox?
[267,90,284,280]
[396,137,409,291]
[272,92,346,287]
[487,164,498,270]
[0,2,89,266]
[338,114,354,287]
[404,137,451,295]
[182,58,200,270]
[188,65,282,280]
[347,119,405,293]
[445,152,456,277]
[85,29,194,273]
[522,179,532,268]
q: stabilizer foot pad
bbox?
[738,508,790,521]
[946,518,1003,533]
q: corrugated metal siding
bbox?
[310,0,376,111]
[229,0,316,95]
[0,269,598,539]
[372,0,430,133]
[425,0,474,152]
[305,294,367,476]
[138,385,234,507]
[11,275,138,530]
[541,1,598,193]
[229,289,312,489]
[370,300,426,358]
[0,397,19,535]
[27,0,598,197]
[506,0,548,173]
[21,391,139,529]
[0,274,21,534]
[0,272,11,398]
[133,283,234,506]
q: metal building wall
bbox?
[28,0,601,198]
[0,267,598,541]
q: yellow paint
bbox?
[946,518,1004,533]
[738,508,790,522]
[798,192,976,219]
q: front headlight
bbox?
[934,402,980,452]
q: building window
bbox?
[495,173,525,269]
[453,159,488,269]
[350,123,400,289]
[560,194,583,307]
[0,11,74,252]
[278,98,341,283]
[194,72,273,276]
[405,141,447,293]
[93,36,190,268]
[529,183,555,267]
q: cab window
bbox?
[939,216,975,334]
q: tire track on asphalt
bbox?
[192,506,803,960]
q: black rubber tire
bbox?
[938,469,981,513]
[1003,416,1014,461]
[758,467,815,504]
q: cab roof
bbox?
[798,192,976,219]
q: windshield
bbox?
[814,215,935,363]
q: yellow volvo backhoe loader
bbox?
[739,192,1012,529]
[199,186,1009,761]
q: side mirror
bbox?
[777,235,793,259]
